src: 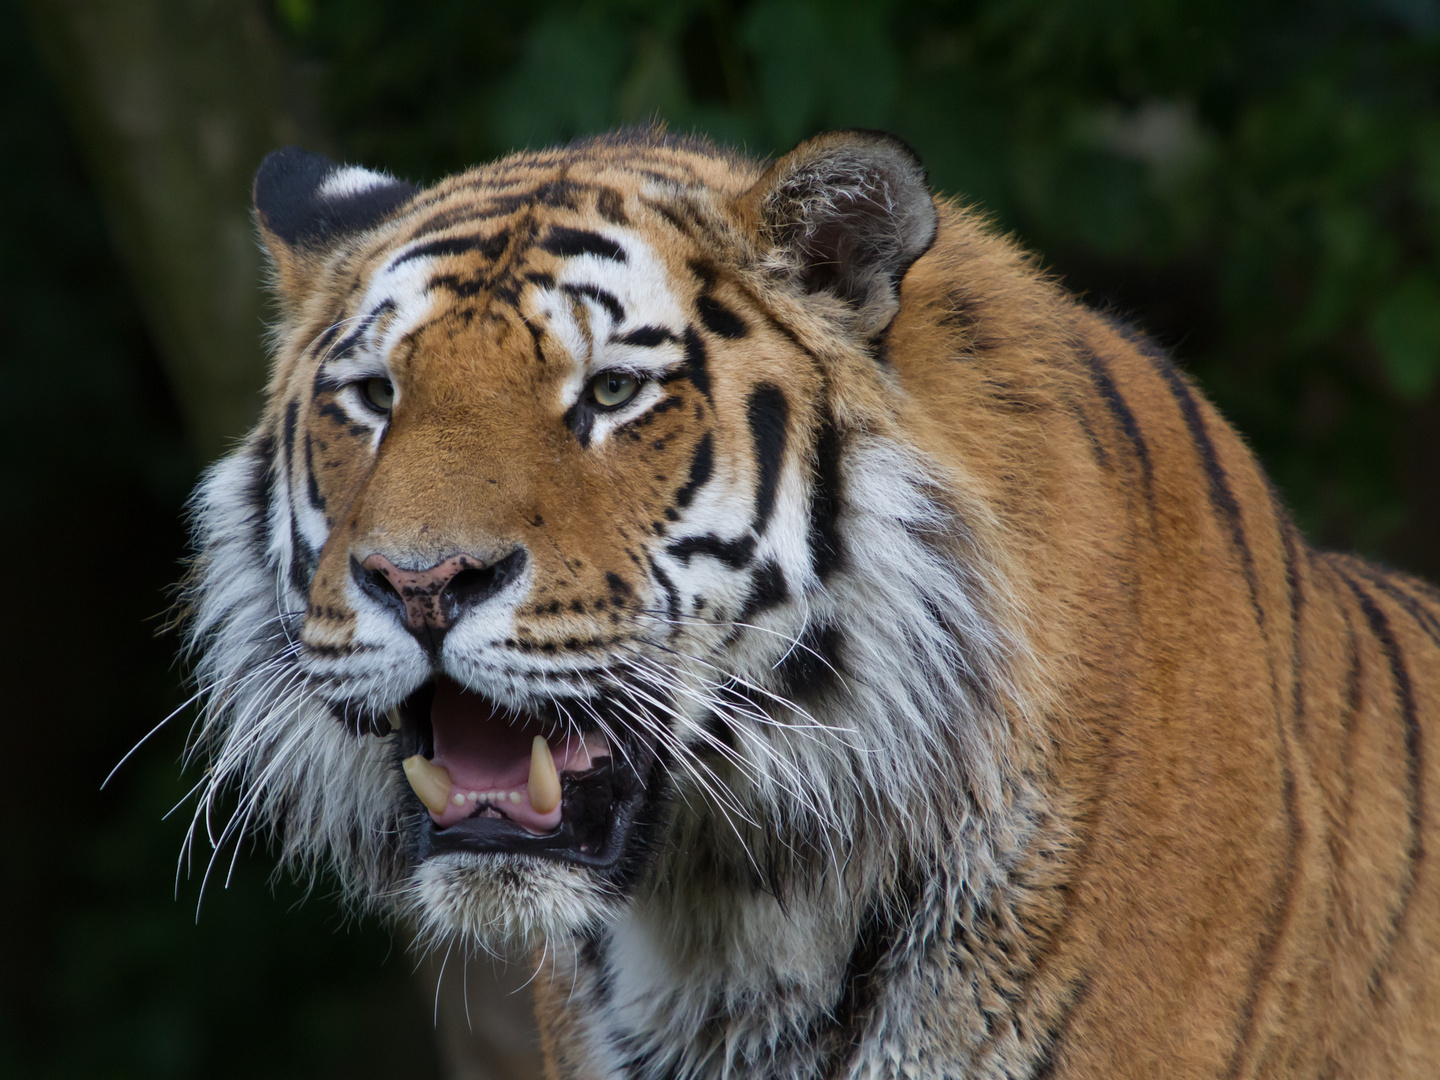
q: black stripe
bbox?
[646,554,680,622]
[524,319,546,367]
[246,434,276,555]
[334,299,393,360]
[773,622,844,702]
[282,399,299,477]
[1031,976,1094,1080]
[1408,575,1440,608]
[541,226,626,263]
[537,179,582,209]
[288,514,318,598]
[1327,584,1364,869]
[1077,347,1153,501]
[596,187,629,226]
[739,559,789,620]
[666,533,755,569]
[808,406,845,580]
[1223,701,1301,1077]
[696,294,748,339]
[673,433,713,510]
[648,200,693,237]
[605,572,633,602]
[579,931,614,1004]
[1358,565,1440,651]
[475,183,583,219]
[687,258,717,289]
[815,869,921,1077]
[563,397,596,448]
[1073,408,1110,469]
[747,383,789,534]
[315,401,351,428]
[1338,567,1425,994]
[562,283,625,324]
[613,326,675,348]
[310,315,345,357]
[683,327,711,398]
[312,367,346,395]
[1273,493,1308,738]
[401,205,496,244]
[329,318,370,363]
[939,287,980,333]
[428,269,493,299]
[303,433,325,512]
[660,326,712,400]
[391,230,509,268]
[1154,358,1263,624]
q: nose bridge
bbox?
[350,401,539,559]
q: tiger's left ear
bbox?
[739,130,938,332]
[253,147,417,309]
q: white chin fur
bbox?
[407,853,618,956]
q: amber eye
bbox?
[362,377,396,412]
[589,370,640,409]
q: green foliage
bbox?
[1372,273,1440,398]
[277,0,1440,560]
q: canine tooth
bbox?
[529,737,561,813]
[402,755,453,815]
[385,707,402,734]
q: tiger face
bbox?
[186,130,1003,952]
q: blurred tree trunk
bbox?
[20,3,543,1077]
[20,0,316,461]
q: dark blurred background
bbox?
[1,0,1436,1076]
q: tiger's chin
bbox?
[408,852,622,954]
[382,675,663,953]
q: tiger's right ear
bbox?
[737,130,938,336]
[253,148,417,306]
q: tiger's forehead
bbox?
[298,149,754,384]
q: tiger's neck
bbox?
[539,771,1064,1080]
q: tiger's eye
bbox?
[590,371,639,409]
[363,377,396,412]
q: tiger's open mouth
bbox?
[391,678,652,868]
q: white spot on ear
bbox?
[319,166,395,201]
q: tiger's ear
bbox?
[253,147,417,307]
[739,130,938,332]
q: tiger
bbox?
[181,126,1440,1079]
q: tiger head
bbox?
[186,129,1040,953]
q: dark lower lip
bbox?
[417,755,648,868]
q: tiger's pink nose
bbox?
[354,549,528,644]
[361,553,476,631]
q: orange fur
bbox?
[238,130,1440,1078]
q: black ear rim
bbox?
[815,127,929,179]
[253,146,418,251]
[761,129,939,304]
